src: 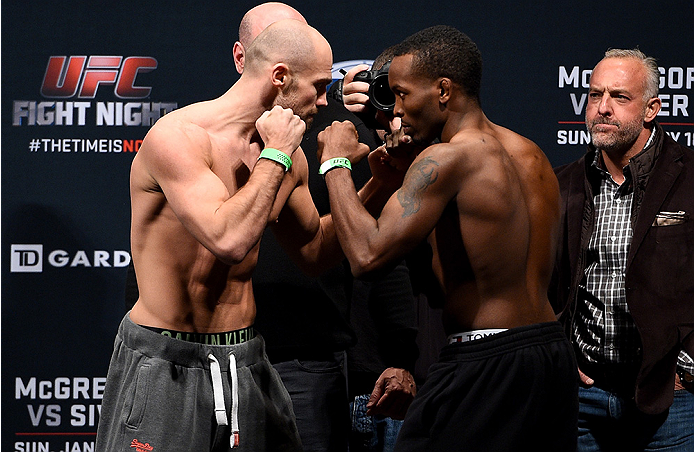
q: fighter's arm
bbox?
[270,138,392,276]
[139,108,304,265]
[320,122,532,281]
[321,136,460,277]
[268,165,343,275]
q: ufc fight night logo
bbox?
[13,55,177,127]
[41,56,158,99]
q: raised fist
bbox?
[256,105,306,157]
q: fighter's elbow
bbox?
[293,247,341,277]
[214,247,246,266]
[211,237,256,266]
[349,253,384,280]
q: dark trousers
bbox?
[273,352,350,452]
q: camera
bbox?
[352,61,394,112]
[329,61,395,113]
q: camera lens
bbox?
[369,73,395,112]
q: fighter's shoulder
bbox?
[142,110,211,154]
[450,128,509,154]
[425,130,505,169]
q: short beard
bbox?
[587,115,644,153]
[274,83,315,128]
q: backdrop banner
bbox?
[2,2,692,451]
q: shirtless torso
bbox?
[128,19,335,333]
[318,53,560,336]
[129,101,305,332]
[429,123,560,334]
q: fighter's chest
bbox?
[211,152,295,223]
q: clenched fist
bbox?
[256,105,306,158]
[316,120,370,165]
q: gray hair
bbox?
[603,48,659,100]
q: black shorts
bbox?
[394,322,578,452]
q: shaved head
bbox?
[238,2,306,47]
[244,19,330,76]
[242,19,332,127]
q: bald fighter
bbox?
[96,19,346,452]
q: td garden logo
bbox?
[10,244,131,273]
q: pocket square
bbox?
[652,210,688,226]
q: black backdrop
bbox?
[3,1,693,449]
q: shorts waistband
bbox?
[448,328,508,344]
[140,324,256,346]
[440,322,568,361]
[118,312,265,368]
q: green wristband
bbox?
[258,148,292,172]
[319,157,352,176]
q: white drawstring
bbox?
[208,353,240,449]
[229,353,240,448]
[208,354,229,426]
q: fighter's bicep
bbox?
[376,155,456,250]
[141,128,229,234]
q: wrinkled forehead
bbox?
[591,58,646,91]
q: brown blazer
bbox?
[551,123,694,414]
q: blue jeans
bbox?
[349,394,403,452]
[578,386,694,451]
[273,353,350,452]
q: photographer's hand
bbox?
[341,64,371,114]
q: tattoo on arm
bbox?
[397,157,440,217]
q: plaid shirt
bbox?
[573,132,694,374]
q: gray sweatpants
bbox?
[95,313,302,452]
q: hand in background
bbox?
[367,367,417,420]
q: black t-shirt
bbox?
[253,97,380,361]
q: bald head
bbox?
[241,19,332,126]
[244,19,331,76]
[234,3,306,74]
[238,2,306,48]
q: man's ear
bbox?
[233,42,245,75]
[271,63,290,88]
[644,97,662,123]
[439,78,451,104]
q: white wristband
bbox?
[319,157,352,176]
